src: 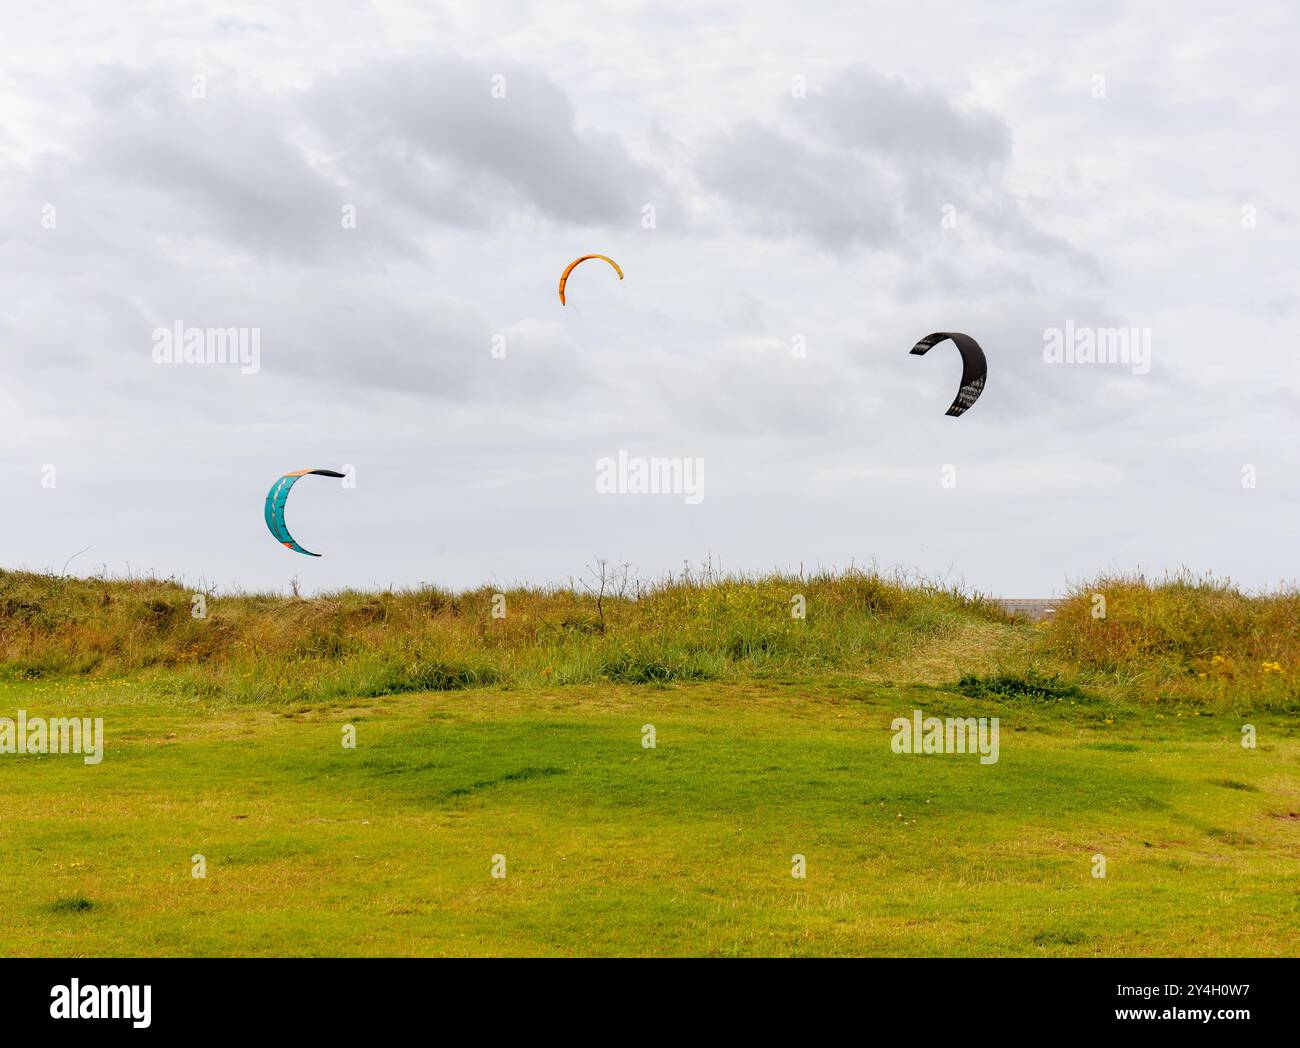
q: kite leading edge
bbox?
[263,468,347,557]
[558,254,624,305]
[909,332,987,417]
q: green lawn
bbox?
[1,676,1297,956]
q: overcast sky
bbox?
[1,2,1296,596]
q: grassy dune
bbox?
[0,568,1297,956]
[2,567,1297,710]
[0,567,1009,702]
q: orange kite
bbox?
[558,254,623,305]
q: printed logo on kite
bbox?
[263,468,347,557]
[558,254,623,305]
[909,332,987,417]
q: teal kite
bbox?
[264,468,346,557]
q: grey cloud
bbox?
[74,65,362,262]
[6,55,666,273]
[813,65,1011,166]
[694,64,1088,270]
[696,120,897,248]
[305,56,667,229]
[0,58,634,407]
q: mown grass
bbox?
[1,678,1296,957]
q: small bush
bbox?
[357,659,500,696]
[957,671,1087,702]
[600,652,715,684]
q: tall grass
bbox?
[3,566,1296,709]
[0,566,1005,704]
[1042,572,1300,708]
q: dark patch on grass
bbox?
[552,616,604,635]
[601,654,714,684]
[1208,778,1259,792]
[1032,928,1089,947]
[136,598,181,630]
[49,897,95,914]
[1082,742,1141,752]
[291,630,357,661]
[360,759,445,777]
[1114,792,1168,812]
[956,671,1089,703]
[727,631,791,660]
[358,660,499,696]
[1205,826,1252,845]
[445,765,566,799]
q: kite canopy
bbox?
[264,468,346,557]
[909,332,987,417]
[558,254,623,305]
